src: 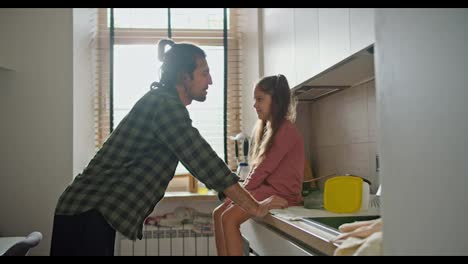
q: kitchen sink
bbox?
[301,215,381,235]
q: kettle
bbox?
[323,175,370,213]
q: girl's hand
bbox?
[256,195,288,217]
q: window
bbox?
[113,45,224,175]
[93,8,242,192]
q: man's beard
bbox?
[192,95,207,102]
[188,89,207,102]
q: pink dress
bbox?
[243,120,305,206]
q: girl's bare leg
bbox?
[213,202,230,256]
[221,204,252,256]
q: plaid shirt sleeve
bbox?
[154,95,239,193]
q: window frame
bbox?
[94,8,242,193]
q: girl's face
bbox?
[253,86,272,121]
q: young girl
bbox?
[212,74,305,256]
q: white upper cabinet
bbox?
[318,8,351,71]
[350,8,375,54]
[293,8,320,87]
[261,8,375,90]
[263,8,296,87]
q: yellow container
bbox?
[324,175,363,213]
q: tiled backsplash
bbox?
[296,79,379,193]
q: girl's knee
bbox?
[221,215,237,229]
[221,210,242,228]
[213,204,227,220]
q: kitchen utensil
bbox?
[243,138,249,162]
[370,184,381,208]
[234,139,239,161]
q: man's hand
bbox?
[255,195,288,218]
[223,183,288,218]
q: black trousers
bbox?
[50,209,116,256]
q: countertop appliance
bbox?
[324,175,370,213]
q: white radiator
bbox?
[119,224,217,256]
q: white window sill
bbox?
[162,190,218,202]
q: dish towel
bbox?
[332,218,383,256]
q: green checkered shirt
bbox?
[55,88,239,240]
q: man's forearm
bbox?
[223,183,259,216]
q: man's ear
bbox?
[176,72,189,85]
[180,72,191,84]
[184,72,192,80]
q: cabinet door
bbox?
[318,8,350,71]
[241,219,314,256]
[263,8,296,87]
[293,8,320,88]
[350,8,375,54]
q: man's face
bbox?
[185,58,213,102]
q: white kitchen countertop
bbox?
[250,206,381,255]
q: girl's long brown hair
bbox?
[250,74,297,167]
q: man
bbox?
[50,39,288,256]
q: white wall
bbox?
[375,8,468,255]
[239,8,262,135]
[0,8,74,255]
[73,8,97,175]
